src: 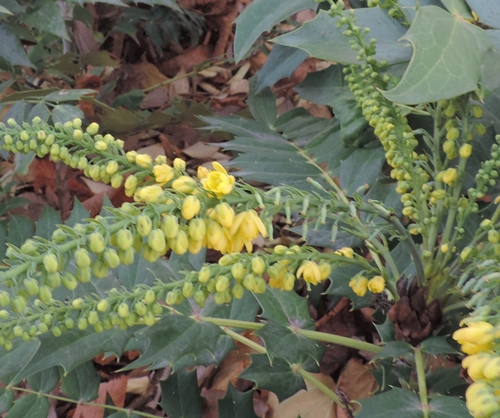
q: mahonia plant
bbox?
[0,0,500,417]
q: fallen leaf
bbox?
[336,358,377,414]
[183,142,219,159]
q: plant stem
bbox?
[8,386,159,418]
[197,316,382,353]
[223,328,266,354]
[293,363,341,404]
[414,347,430,418]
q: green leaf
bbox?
[159,369,204,418]
[426,367,467,396]
[218,383,258,418]
[0,339,40,380]
[61,361,100,402]
[254,321,324,365]
[11,328,135,383]
[340,147,385,194]
[123,315,234,371]
[239,354,306,402]
[115,254,159,289]
[137,0,182,11]
[65,198,90,227]
[373,341,413,360]
[1,1,21,14]
[27,367,61,392]
[5,394,49,418]
[357,388,422,418]
[7,215,34,249]
[0,224,7,261]
[44,89,97,102]
[0,389,13,414]
[295,65,346,106]
[35,205,62,240]
[233,0,317,62]
[253,286,314,329]
[274,9,412,65]
[421,336,460,356]
[0,6,12,14]
[0,88,59,104]
[0,23,34,67]
[429,395,470,418]
[52,105,85,124]
[24,0,70,40]
[13,152,35,176]
[112,89,146,111]
[247,77,277,128]
[27,103,51,123]
[256,45,309,92]
[467,0,500,29]
[374,317,395,343]
[101,107,141,134]
[384,6,492,104]
[441,0,473,19]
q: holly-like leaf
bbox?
[384,6,492,104]
[0,339,40,380]
[294,65,346,106]
[0,388,13,414]
[253,286,314,329]
[421,336,460,356]
[5,394,49,418]
[247,77,277,128]
[239,354,306,402]
[426,367,467,396]
[256,45,309,92]
[123,315,234,371]
[274,9,412,65]
[357,388,422,418]
[429,395,470,418]
[233,0,317,62]
[65,198,90,227]
[24,0,70,40]
[6,215,34,249]
[11,328,135,383]
[373,341,413,360]
[218,383,258,418]
[441,0,473,19]
[340,147,385,194]
[13,152,35,176]
[27,103,51,122]
[254,321,324,365]
[0,23,33,68]
[35,205,62,240]
[467,0,500,29]
[159,369,204,418]
[51,105,85,125]
[44,89,96,103]
[61,361,100,402]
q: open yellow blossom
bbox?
[197,166,210,180]
[153,164,175,184]
[367,276,385,293]
[349,276,368,297]
[201,162,235,198]
[135,153,153,168]
[296,261,322,286]
[137,185,164,203]
[442,168,458,185]
[229,210,268,253]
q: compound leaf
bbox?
[218,383,258,418]
[159,369,204,418]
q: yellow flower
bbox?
[215,203,235,229]
[172,176,197,194]
[335,247,354,258]
[453,322,494,346]
[153,164,175,184]
[442,168,458,185]
[349,276,368,297]
[173,158,186,171]
[135,153,153,168]
[201,162,235,198]
[137,185,164,203]
[229,210,268,253]
[181,196,201,220]
[367,276,385,293]
[296,261,322,286]
[197,166,210,180]
[124,175,138,197]
[460,144,472,159]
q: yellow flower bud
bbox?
[136,215,153,237]
[148,229,167,253]
[215,203,235,229]
[251,257,266,275]
[125,175,138,196]
[172,176,197,194]
[171,230,189,254]
[296,261,322,286]
[188,218,206,241]
[43,254,59,273]
[161,215,179,239]
[95,141,107,151]
[135,153,153,168]
[173,158,186,171]
[446,128,460,141]
[111,174,123,188]
[460,144,472,159]
[137,185,164,203]
[335,247,354,258]
[126,151,137,163]
[472,105,483,119]
[87,122,99,135]
[181,195,201,220]
[349,276,368,297]
[199,266,211,283]
[460,246,472,261]
[153,164,175,184]
[442,168,458,185]
[367,276,385,293]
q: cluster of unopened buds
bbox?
[453,322,500,417]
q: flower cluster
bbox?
[453,322,500,417]
[348,275,385,297]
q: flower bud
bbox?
[87,122,99,135]
[88,311,99,325]
[21,239,39,255]
[460,144,472,159]
[118,303,130,318]
[193,290,206,307]
[137,185,164,203]
[43,254,59,273]
[188,218,206,241]
[89,232,106,254]
[118,248,135,265]
[172,176,197,194]
[442,168,458,186]
[125,175,138,196]
[367,276,385,293]
[488,229,500,244]
[38,286,53,303]
[231,263,246,281]
[134,302,147,317]
[76,267,91,283]
[148,229,167,253]
[135,153,152,168]
[253,277,267,294]
[251,257,265,275]
[171,230,189,255]
[111,174,123,188]
[92,259,109,279]
[181,196,201,220]
[199,266,211,283]
[97,299,109,312]
[75,248,92,268]
[136,215,153,237]
[173,158,186,171]
[215,203,235,229]
[142,245,161,263]
[144,290,156,305]
[162,215,179,239]
[78,318,88,330]
[0,291,9,307]
[105,161,118,175]
[62,272,78,290]
[103,249,121,268]
[182,281,194,298]
[243,274,256,291]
